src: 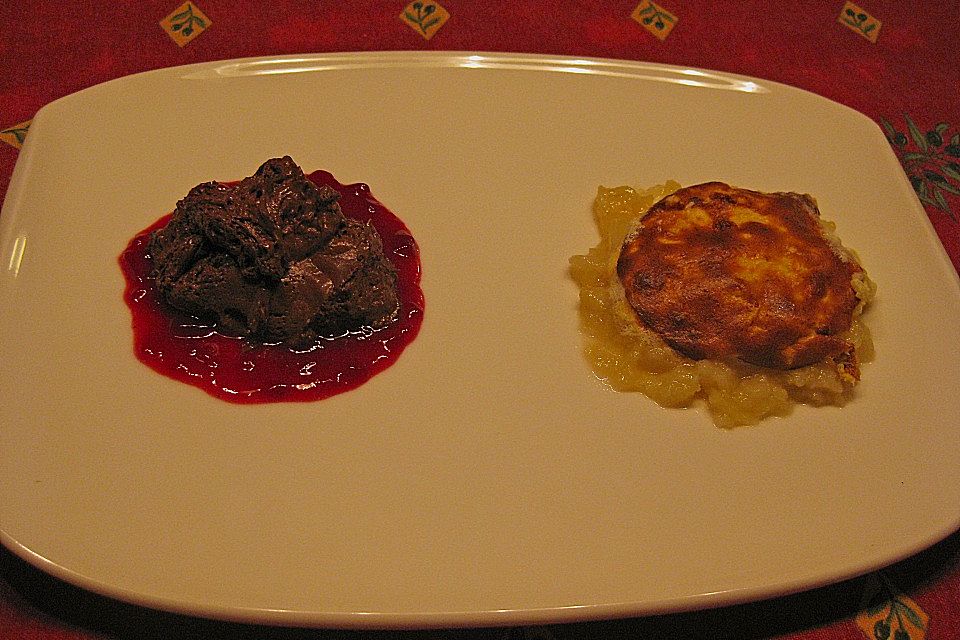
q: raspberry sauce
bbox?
[119,170,424,403]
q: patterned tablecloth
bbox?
[1,2,958,639]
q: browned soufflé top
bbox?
[616,182,865,374]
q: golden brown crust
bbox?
[616,182,863,373]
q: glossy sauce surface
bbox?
[120,170,423,403]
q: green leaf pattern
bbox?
[883,114,960,221]
[171,3,205,37]
[865,572,928,640]
[637,2,675,30]
[842,7,878,37]
[1,124,29,145]
[406,2,440,35]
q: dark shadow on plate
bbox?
[1,529,957,640]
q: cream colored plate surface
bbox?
[1,52,959,628]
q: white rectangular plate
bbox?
[2,52,959,629]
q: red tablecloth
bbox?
[1,2,958,639]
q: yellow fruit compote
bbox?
[569,183,875,428]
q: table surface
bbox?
[1,2,958,639]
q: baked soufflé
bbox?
[148,157,399,347]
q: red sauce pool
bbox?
[119,170,424,403]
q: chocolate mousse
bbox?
[148,157,399,347]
